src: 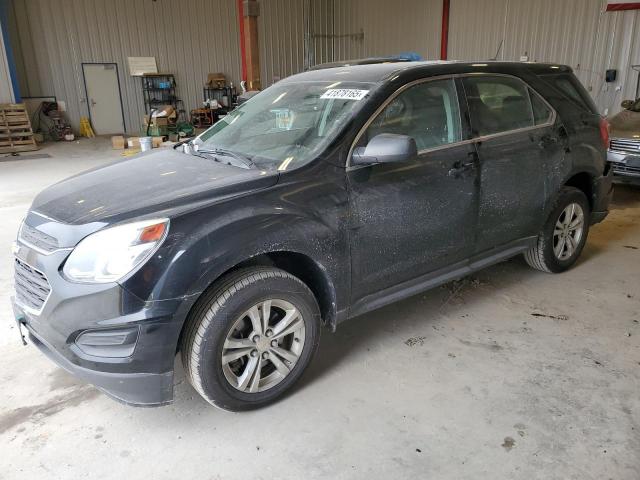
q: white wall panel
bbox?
[0,16,14,103]
[448,0,507,61]
[259,0,306,87]
[11,0,241,133]
[10,0,640,129]
[330,0,442,62]
[449,0,640,115]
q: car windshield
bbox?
[197,81,377,170]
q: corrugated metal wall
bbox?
[6,0,640,129]
[449,0,640,115]
[592,7,640,115]
[0,14,15,103]
[323,0,441,63]
[333,0,442,61]
[9,0,241,133]
[259,0,444,84]
[259,0,306,87]
[310,0,334,67]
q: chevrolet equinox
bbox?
[12,61,613,410]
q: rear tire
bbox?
[181,267,321,411]
[524,186,590,273]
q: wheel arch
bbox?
[564,171,595,210]
[233,250,338,329]
[176,249,339,353]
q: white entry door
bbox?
[83,63,125,134]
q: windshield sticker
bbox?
[320,89,369,101]
[271,109,294,130]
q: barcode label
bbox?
[320,89,369,101]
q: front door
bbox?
[82,63,125,134]
[461,75,561,252]
[347,78,479,304]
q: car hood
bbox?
[30,149,279,225]
[609,109,640,139]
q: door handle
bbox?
[448,152,478,177]
[537,134,558,149]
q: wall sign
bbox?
[127,57,158,76]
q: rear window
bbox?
[543,74,597,113]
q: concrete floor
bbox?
[1,138,639,479]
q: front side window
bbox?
[362,78,462,151]
[198,81,377,171]
[463,76,537,136]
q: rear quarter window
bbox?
[542,74,597,114]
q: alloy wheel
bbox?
[221,299,306,393]
[553,202,585,261]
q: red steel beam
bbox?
[440,0,450,60]
[237,0,247,82]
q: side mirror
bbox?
[351,133,418,166]
[621,100,634,110]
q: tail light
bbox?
[599,117,610,149]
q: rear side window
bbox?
[462,76,552,137]
[544,74,597,113]
[530,88,553,125]
[364,78,462,151]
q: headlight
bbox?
[63,219,169,283]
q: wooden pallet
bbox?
[0,103,38,154]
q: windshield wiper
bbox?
[197,147,256,169]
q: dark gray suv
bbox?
[12,61,613,410]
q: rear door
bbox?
[347,78,479,304]
[461,75,560,253]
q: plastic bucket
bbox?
[139,136,153,152]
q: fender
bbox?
[119,165,350,334]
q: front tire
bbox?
[181,267,321,411]
[524,186,590,273]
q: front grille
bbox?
[14,258,51,312]
[613,163,640,177]
[610,137,640,154]
[19,222,59,253]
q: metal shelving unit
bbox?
[203,86,237,110]
[141,73,183,115]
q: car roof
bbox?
[281,60,573,84]
[309,57,413,70]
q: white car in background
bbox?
[608,98,640,183]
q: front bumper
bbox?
[22,316,174,406]
[607,149,640,183]
[12,237,187,407]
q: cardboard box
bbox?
[127,137,140,149]
[206,73,226,88]
[143,115,170,127]
[152,105,175,118]
[111,135,125,149]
